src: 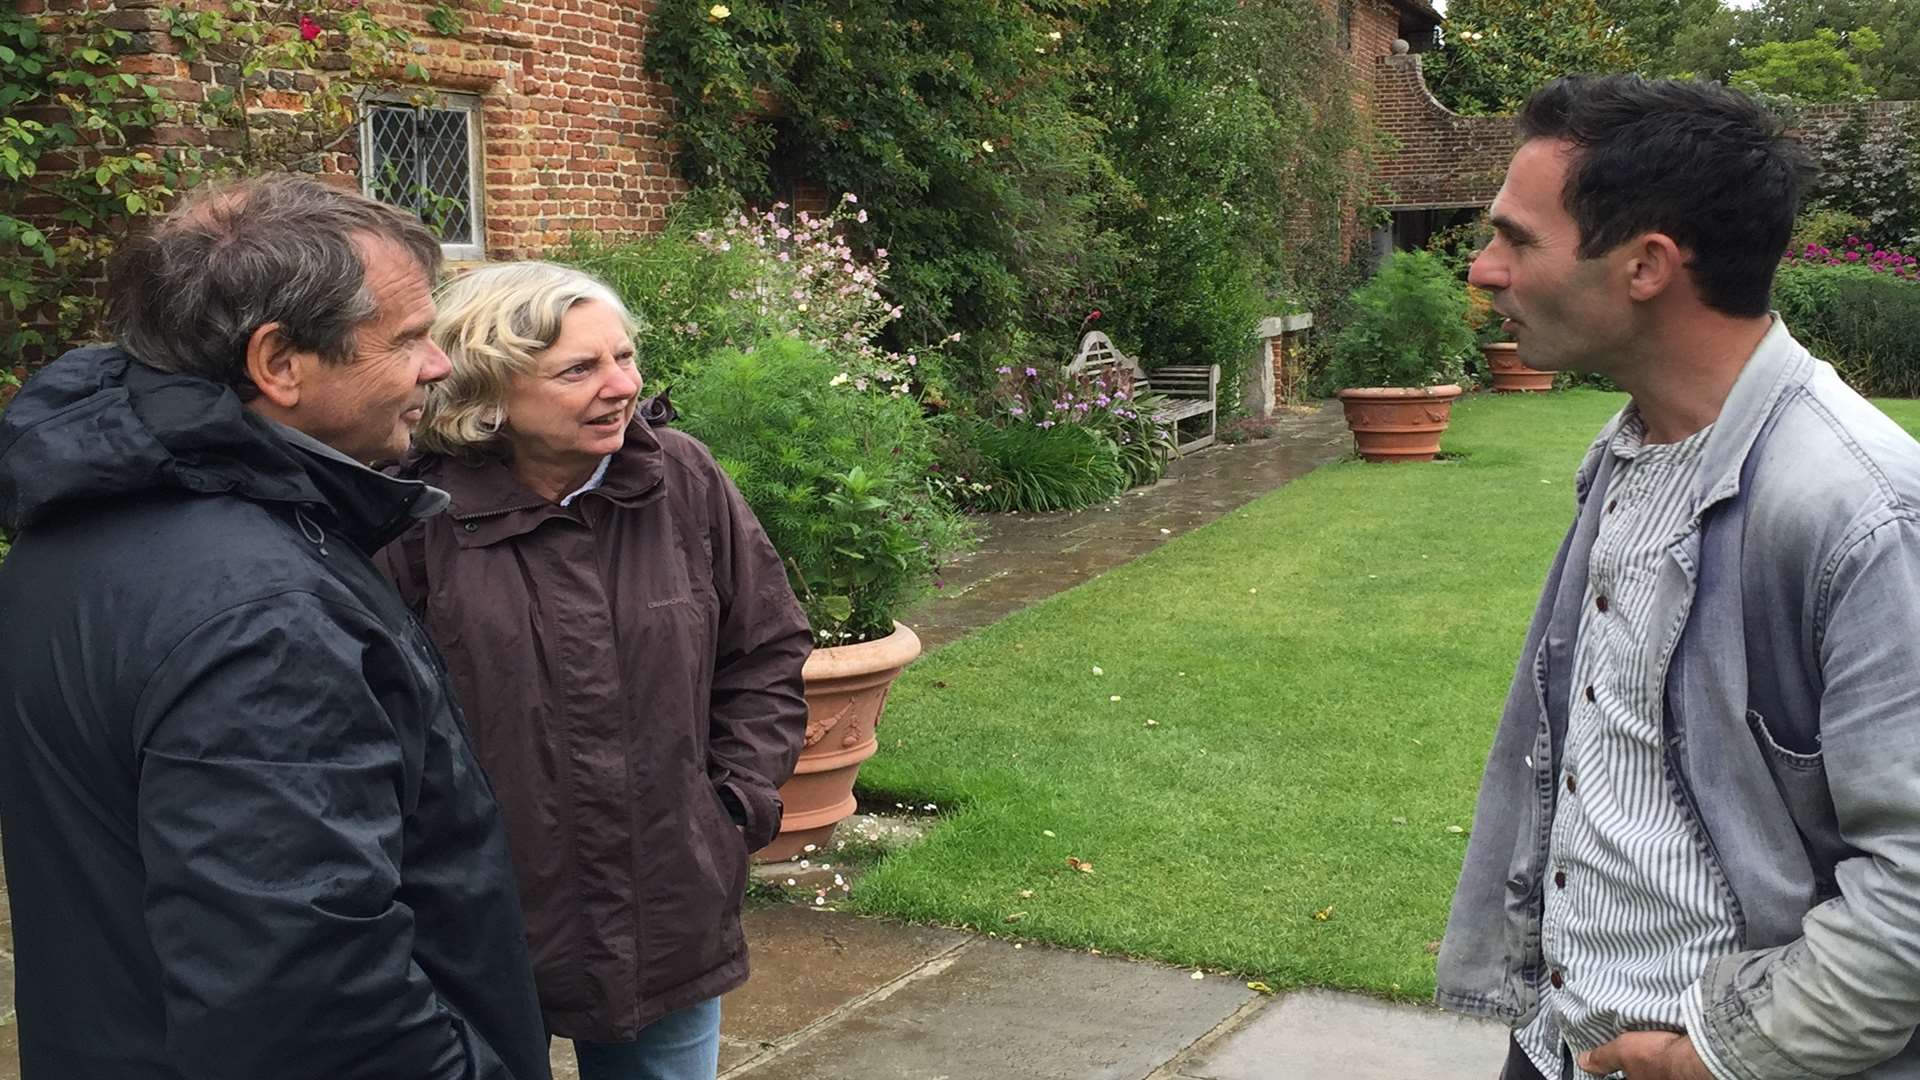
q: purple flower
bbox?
[997,366,1013,374]
[1025,367,1038,377]
[1010,406,1025,416]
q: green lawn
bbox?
[852,389,1920,1000]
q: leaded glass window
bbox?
[360,95,483,259]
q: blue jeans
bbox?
[573,997,723,1080]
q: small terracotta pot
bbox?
[1336,385,1463,463]
[757,622,922,863]
[1481,342,1553,393]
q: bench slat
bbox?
[1070,330,1217,457]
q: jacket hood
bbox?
[0,345,440,552]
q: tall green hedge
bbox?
[644,0,1372,401]
[1774,261,1920,395]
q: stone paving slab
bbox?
[1172,989,1508,1080]
[729,935,1254,1080]
[722,904,971,1047]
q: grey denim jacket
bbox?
[1438,319,1920,1079]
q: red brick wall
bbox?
[1373,54,1513,211]
[1292,0,1423,257]
[30,0,687,260]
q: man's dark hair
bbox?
[106,174,443,397]
[1516,75,1811,317]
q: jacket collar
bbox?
[1690,316,1815,515]
[423,417,667,546]
[266,420,449,552]
[1571,316,1816,517]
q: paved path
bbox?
[622,905,1506,1080]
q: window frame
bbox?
[358,90,487,262]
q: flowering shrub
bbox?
[983,361,1174,488]
[1782,235,1920,283]
[566,193,957,400]
[931,355,1177,514]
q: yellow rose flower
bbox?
[708,4,730,19]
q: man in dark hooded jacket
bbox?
[0,176,550,1080]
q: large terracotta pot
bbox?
[757,622,922,863]
[1481,342,1553,393]
[1336,385,1463,463]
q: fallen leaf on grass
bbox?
[1312,904,1336,922]
[1004,911,1027,924]
[1247,981,1276,995]
[1445,825,1466,835]
[1042,829,1056,838]
[1067,857,1095,874]
[1425,940,1443,955]
[1390,816,1409,826]
[1190,971,1205,980]
[1019,889,1034,899]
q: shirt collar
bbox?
[558,454,613,507]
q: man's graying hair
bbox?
[107,174,443,397]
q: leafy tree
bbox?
[1733,26,1883,101]
[1079,0,1365,392]
[1644,0,1743,79]
[1740,0,1920,98]
[1423,0,1639,116]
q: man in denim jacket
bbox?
[1439,75,1920,1080]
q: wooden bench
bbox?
[1066,331,1219,454]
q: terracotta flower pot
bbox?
[1336,385,1463,463]
[757,622,922,863]
[1481,342,1553,393]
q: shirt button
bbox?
[1554,870,1567,889]
[1584,685,1596,704]
[1595,594,1609,613]
[1566,775,1577,795]
[1550,969,1565,989]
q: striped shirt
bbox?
[1516,409,1738,1080]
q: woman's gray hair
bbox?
[415,261,638,460]
[105,174,443,398]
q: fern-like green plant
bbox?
[673,337,971,645]
[1326,250,1475,390]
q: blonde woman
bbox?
[377,262,811,1080]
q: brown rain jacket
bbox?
[378,417,811,1041]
